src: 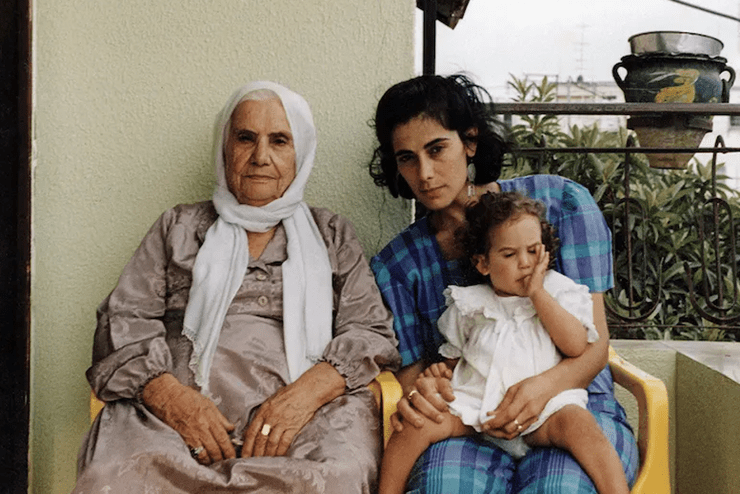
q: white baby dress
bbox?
[438,270,599,458]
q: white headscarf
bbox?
[183,81,333,393]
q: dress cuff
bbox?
[439,343,462,360]
[319,355,379,391]
[134,369,170,404]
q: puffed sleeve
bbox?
[545,271,599,343]
[437,304,464,360]
[86,209,178,402]
[437,286,491,359]
[316,210,401,390]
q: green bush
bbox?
[504,76,740,341]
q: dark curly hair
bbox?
[459,191,559,270]
[368,74,510,199]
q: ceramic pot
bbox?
[629,31,723,58]
[613,52,735,169]
[613,54,734,104]
[627,115,713,169]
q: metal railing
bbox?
[496,102,740,339]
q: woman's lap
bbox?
[405,436,515,494]
[514,394,639,493]
[404,386,639,493]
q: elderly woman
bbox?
[73,81,400,493]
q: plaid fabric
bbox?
[371,175,638,492]
[371,175,614,370]
[498,175,613,293]
[404,384,639,494]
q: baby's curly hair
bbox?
[459,191,559,269]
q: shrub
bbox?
[504,75,740,341]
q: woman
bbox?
[74,81,400,493]
[368,74,639,493]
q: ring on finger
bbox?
[261,424,272,436]
[407,389,419,401]
[190,446,204,458]
[513,418,523,432]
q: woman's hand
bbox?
[142,373,236,465]
[241,362,345,458]
[392,364,456,432]
[480,372,556,440]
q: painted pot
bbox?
[627,115,713,169]
[613,53,735,169]
[613,54,735,104]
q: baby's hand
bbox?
[423,362,452,379]
[525,244,549,298]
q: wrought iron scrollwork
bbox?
[605,135,662,323]
[683,135,740,325]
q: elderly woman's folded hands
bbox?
[143,362,345,464]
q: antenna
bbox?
[575,23,589,79]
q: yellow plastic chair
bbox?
[365,346,671,494]
[90,348,669,493]
[608,346,671,494]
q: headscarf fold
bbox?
[182,81,333,393]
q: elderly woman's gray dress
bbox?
[74,201,400,493]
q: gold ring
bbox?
[514,419,523,432]
[261,424,271,436]
[407,389,419,401]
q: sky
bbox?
[418,0,740,100]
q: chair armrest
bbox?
[90,390,105,423]
[369,371,403,447]
[608,345,671,494]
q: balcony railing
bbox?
[495,102,740,338]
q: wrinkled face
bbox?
[474,213,543,297]
[224,98,297,207]
[391,115,476,211]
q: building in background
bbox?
[496,76,740,189]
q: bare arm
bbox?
[396,361,425,391]
[548,292,610,388]
[528,247,588,357]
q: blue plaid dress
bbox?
[371,175,639,493]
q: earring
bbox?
[467,158,476,197]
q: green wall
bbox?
[676,352,740,493]
[613,340,740,493]
[30,1,414,491]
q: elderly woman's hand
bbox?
[241,362,345,458]
[142,373,236,465]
